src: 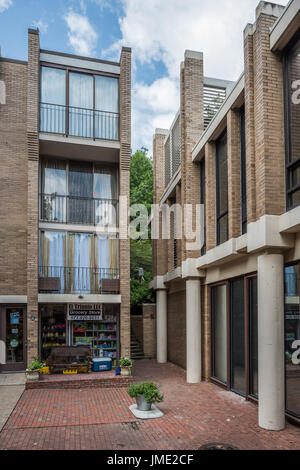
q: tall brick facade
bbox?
[0,60,28,296]
[151,1,300,428]
[26,29,40,364]
[0,30,132,370]
[119,47,131,358]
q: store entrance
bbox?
[39,304,120,367]
[0,305,27,372]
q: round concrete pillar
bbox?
[257,252,285,431]
[186,279,201,383]
[156,289,167,363]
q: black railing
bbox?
[39,266,120,294]
[40,102,119,141]
[40,193,118,226]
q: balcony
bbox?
[39,266,120,294]
[40,103,119,141]
[40,193,118,226]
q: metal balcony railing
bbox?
[39,266,120,294]
[40,193,119,226]
[40,102,119,141]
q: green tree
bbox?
[130,148,154,312]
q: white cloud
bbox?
[32,20,48,34]
[64,11,98,56]
[132,77,179,151]
[0,0,12,13]
[106,0,289,152]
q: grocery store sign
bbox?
[68,304,103,321]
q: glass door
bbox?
[211,284,228,384]
[230,277,246,396]
[0,306,27,371]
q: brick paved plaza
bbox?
[0,360,299,450]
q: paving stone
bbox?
[0,360,299,450]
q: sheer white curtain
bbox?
[97,236,109,278]
[94,167,117,226]
[95,76,119,140]
[69,72,93,137]
[42,159,67,222]
[72,233,92,293]
[40,67,66,134]
[40,231,66,293]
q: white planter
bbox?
[121,366,131,377]
[25,370,40,382]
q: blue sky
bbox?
[0,0,289,152]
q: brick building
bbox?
[151,0,300,430]
[0,29,131,371]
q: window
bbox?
[216,131,228,245]
[40,66,119,140]
[211,284,227,383]
[284,36,300,209]
[240,106,247,234]
[230,277,245,396]
[210,275,258,398]
[40,67,66,134]
[40,158,118,225]
[39,231,119,294]
[284,264,300,419]
[200,158,206,255]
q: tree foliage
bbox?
[130,148,155,311]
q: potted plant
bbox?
[119,357,133,376]
[26,358,46,382]
[127,382,164,411]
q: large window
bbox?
[284,264,300,419]
[200,158,206,255]
[40,158,118,226]
[40,66,119,140]
[211,275,258,398]
[216,131,228,245]
[39,231,119,294]
[284,36,300,209]
[211,284,227,383]
[230,277,246,396]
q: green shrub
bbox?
[27,358,46,371]
[119,357,133,367]
[127,382,164,404]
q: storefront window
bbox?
[6,308,24,363]
[40,305,67,360]
[211,284,227,383]
[284,264,300,419]
[39,304,119,366]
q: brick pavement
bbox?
[0,360,299,450]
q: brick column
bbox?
[119,47,131,358]
[227,109,241,239]
[244,4,285,222]
[244,26,256,224]
[152,130,168,277]
[253,11,285,217]
[205,142,216,251]
[27,29,40,365]
[180,51,204,261]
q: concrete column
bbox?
[186,279,201,383]
[156,289,167,363]
[257,252,285,430]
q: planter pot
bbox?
[121,366,131,377]
[136,395,152,411]
[25,370,40,382]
